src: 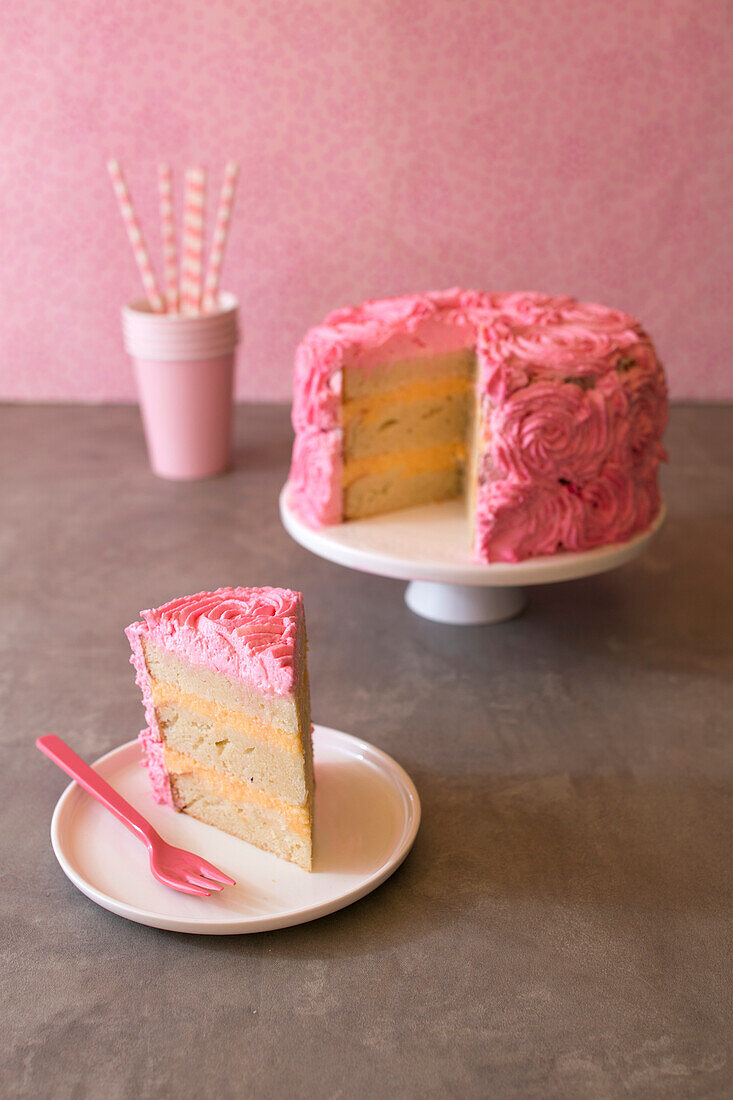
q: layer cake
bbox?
[288,290,668,562]
[126,586,314,870]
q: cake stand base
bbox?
[279,486,666,627]
[405,580,526,624]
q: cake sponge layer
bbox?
[169,765,312,870]
[157,699,310,807]
[341,349,474,519]
[345,465,462,520]
[143,640,302,738]
[344,388,472,461]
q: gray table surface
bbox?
[2,403,731,1099]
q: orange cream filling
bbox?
[164,746,310,838]
[341,375,472,427]
[342,440,466,489]
[150,681,300,754]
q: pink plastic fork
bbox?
[37,735,235,897]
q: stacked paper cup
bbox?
[122,293,239,479]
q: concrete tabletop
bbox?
[3,404,731,1099]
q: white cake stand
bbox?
[279,485,665,625]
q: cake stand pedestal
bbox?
[279,486,665,625]
[404,581,526,624]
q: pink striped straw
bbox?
[107,159,164,313]
[202,161,239,313]
[157,163,178,314]
[180,167,207,315]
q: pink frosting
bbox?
[623,347,670,460]
[137,728,173,806]
[126,587,304,806]
[126,620,174,806]
[291,288,492,435]
[130,586,303,697]
[474,458,663,564]
[475,479,586,562]
[490,373,630,485]
[579,464,639,548]
[288,289,668,562]
[288,428,343,526]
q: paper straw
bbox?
[202,161,239,313]
[157,163,178,314]
[180,166,207,315]
[107,159,164,312]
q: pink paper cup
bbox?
[122,293,239,479]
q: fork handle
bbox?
[37,735,159,851]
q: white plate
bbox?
[50,725,420,935]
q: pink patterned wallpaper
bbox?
[0,0,730,401]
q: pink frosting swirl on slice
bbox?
[137,728,173,806]
[139,587,303,697]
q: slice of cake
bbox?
[288,289,668,562]
[126,587,314,870]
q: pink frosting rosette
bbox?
[578,464,638,548]
[492,292,573,327]
[478,297,643,402]
[622,354,669,460]
[555,299,638,335]
[511,322,634,376]
[324,288,494,335]
[137,586,304,696]
[491,374,629,486]
[151,586,298,650]
[325,292,438,333]
[319,290,456,362]
[475,478,585,563]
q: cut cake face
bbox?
[126,586,314,871]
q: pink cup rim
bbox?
[123,290,238,324]
[122,291,239,361]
